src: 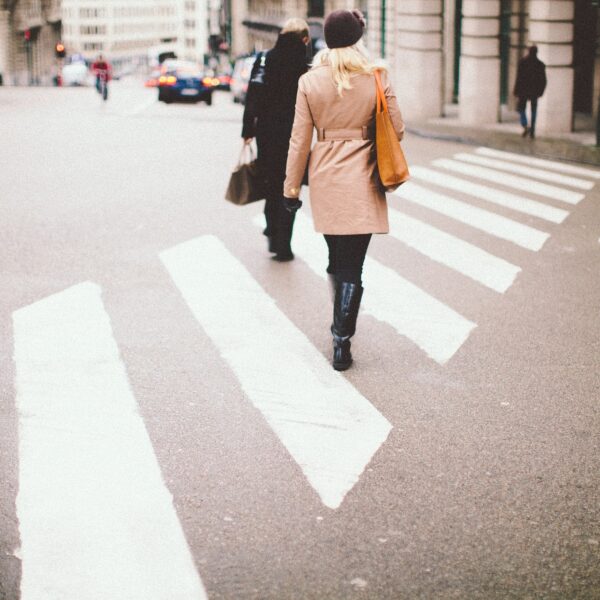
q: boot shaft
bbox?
[332,282,363,341]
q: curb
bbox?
[407,125,600,167]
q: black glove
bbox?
[283,197,303,214]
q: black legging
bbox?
[324,234,372,285]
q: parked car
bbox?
[230,55,256,104]
[61,60,90,86]
[216,73,232,91]
[157,60,215,105]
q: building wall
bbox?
[364,0,597,134]
[181,0,208,62]
[1,0,62,85]
[61,0,182,69]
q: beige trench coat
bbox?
[284,64,405,235]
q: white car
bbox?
[61,62,91,86]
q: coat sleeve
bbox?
[382,71,405,141]
[284,77,313,198]
[241,54,264,139]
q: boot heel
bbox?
[333,340,352,371]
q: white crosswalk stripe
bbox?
[393,180,550,251]
[475,147,600,179]
[160,235,392,510]
[256,214,476,365]
[12,282,207,600]
[10,144,598,597]
[433,158,585,204]
[453,152,595,190]
[386,209,521,293]
[409,165,569,223]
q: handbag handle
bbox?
[238,142,256,166]
[374,70,388,114]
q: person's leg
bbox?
[324,234,337,301]
[263,196,277,253]
[517,96,528,136]
[529,97,538,138]
[271,200,295,261]
[329,234,372,370]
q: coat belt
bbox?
[316,126,372,142]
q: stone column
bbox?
[394,0,443,120]
[0,10,9,84]
[458,0,501,124]
[529,0,574,134]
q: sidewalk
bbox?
[408,105,600,167]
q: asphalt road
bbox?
[1,79,599,600]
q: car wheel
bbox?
[204,93,213,106]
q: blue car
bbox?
[157,60,215,105]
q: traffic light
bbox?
[24,29,31,42]
[55,42,66,59]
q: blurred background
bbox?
[1,1,600,138]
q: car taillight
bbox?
[159,75,176,85]
[202,77,213,86]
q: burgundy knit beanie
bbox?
[324,9,366,49]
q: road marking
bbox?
[128,95,157,115]
[160,235,392,510]
[393,181,550,251]
[433,158,585,204]
[475,147,600,179]
[13,282,207,600]
[256,214,476,364]
[387,209,521,293]
[453,152,595,190]
[410,165,568,224]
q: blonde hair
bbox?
[313,39,387,96]
[281,17,309,39]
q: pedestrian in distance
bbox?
[91,54,112,100]
[283,9,405,371]
[242,18,311,262]
[514,45,547,139]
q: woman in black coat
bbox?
[242,19,310,261]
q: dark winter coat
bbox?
[513,55,547,99]
[241,32,309,189]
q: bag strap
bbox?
[374,70,388,114]
[238,142,256,165]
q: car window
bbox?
[174,65,202,78]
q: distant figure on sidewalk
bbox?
[241,18,310,262]
[514,45,546,139]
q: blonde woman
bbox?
[283,9,405,371]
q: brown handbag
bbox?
[225,143,265,205]
[374,70,409,190]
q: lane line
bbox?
[387,209,522,293]
[410,165,568,223]
[128,94,158,116]
[453,152,594,190]
[392,181,550,251]
[475,147,600,179]
[432,158,585,204]
[13,282,207,600]
[255,214,476,364]
[160,236,392,510]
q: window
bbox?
[308,0,324,17]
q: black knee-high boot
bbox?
[331,281,363,371]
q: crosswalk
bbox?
[9,146,599,599]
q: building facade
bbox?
[365,0,599,135]
[231,0,598,136]
[0,0,62,85]
[61,0,183,70]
